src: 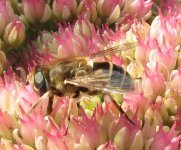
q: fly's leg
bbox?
[107,93,135,125]
[47,95,54,115]
[28,91,53,114]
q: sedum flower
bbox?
[97,0,153,27]
[33,22,139,62]
[142,65,166,101]
[99,25,136,63]
[1,1,181,148]
[3,19,26,48]
[0,138,34,150]
[77,0,97,23]
[54,23,105,58]
[169,68,181,101]
[97,0,122,24]
[32,31,58,55]
[122,92,150,120]
[144,96,171,126]
[111,116,142,150]
[68,108,107,149]
[0,49,6,74]
[54,25,90,58]
[22,0,51,24]
[52,0,77,21]
[123,0,152,20]
[164,97,177,117]
[170,68,181,91]
[93,99,121,137]
[175,112,181,133]
[148,44,178,79]
[100,25,126,43]
[52,97,78,126]
[97,141,117,150]
[74,16,93,38]
[126,60,144,78]
[134,38,151,65]
[0,72,40,144]
[154,0,181,15]
[32,22,105,60]
[150,10,181,48]
[149,124,181,150]
[0,0,15,37]
[79,96,102,116]
[131,20,150,40]
[0,69,45,115]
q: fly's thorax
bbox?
[48,58,89,94]
[49,65,69,94]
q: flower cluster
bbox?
[0,0,181,149]
[1,74,181,149]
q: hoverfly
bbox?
[28,42,137,124]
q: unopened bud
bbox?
[4,20,26,47]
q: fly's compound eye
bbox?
[34,69,49,95]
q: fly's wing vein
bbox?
[65,68,134,94]
[90,42,137,59]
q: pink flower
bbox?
[170,68,181,91]
[68,108,106,149]
[0,0,15,36]
[0,72,43,145]
[123,92,150,119]
[0,70,41,115]
[158,0,181,15]
[22,0,51,23]
[126,60,144,79]
[142,64,166,101]
[52,97,78,126]
[0,110,14,140]
[163,97,177,121]
[118,0,152,29]
[169,68,181,101]
[111,116,142,149]
[1,1,181,148]
[131,20,150,40]
[150,10,181,48]
[135,38,151,65]
[93,101,120,137]
[175,112,181,132]
[31,22,107,61]
[77,0,97,22]
[97,0,121,24]
[3,19,26,47]
[0,50,6,74]
[97,25,136,64]
[100,25,126,43]
[52,0,77,21]
[97,0,152,26]
[148,43,178,79]
[97,141,117,150]
[54,25,90,58]
[0,139,34,150]
[150,124,181,150]
[74,16,93,37]
[123,0,153,20]
[144,96,169,126]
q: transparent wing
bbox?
[90,42,137,59]
[65,64,134,94]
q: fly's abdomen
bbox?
[93,62,134,91]
[111,65,134,90]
